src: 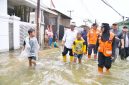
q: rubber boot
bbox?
[63,56,67,62]
[94,54,97,60]
[98,67,103,74]
[70,56,74,63]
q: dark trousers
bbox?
[88,44,97,55]
[120,47,129,60]
[98,52,112,69]
[62,46,73,56]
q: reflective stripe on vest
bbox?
[98,32,114,57]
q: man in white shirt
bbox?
[62,22,78,62]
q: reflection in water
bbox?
[0,50,129,85]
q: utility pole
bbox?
[83,20,87,26]
[67,10,74,18]
[36,0,40,42]
[95,19,97,24]
[122,16,125,25]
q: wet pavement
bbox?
[0,48,129,85]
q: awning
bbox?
[8,0,58,15]
[25,0,58,15]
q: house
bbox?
[0,0,58,52]
[0,0,71,52]
[51,9,71,40]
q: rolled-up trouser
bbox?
[88,44,97,55]
[62,46,73,56]
[113,47,119,62]
[98,52,112,69]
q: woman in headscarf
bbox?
[96,23,115,75]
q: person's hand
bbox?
[121,45,124,49]
[83,52,87,55]
[111,56,115,61]
[72,52,74,55]
[115,37,120,40]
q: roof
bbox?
[8,0,58,15]
[50,9,71,19]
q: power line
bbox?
[80,0,95,18]
[100,0,129,25]
[101,0,123,17]
[80,0,97,23]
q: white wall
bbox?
[0,0,10,52]
[10,16,21,49]
[0,0,7,15]
[0,15,10,52]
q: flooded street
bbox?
[0,49,129,85]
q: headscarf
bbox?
[101,23,110,42]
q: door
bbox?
[59,25,64,40]
[9,23,14,50]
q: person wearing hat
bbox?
[87,23,100,60]
[96,23,115,74]
[119,26,129,60]
[62,22,78,63]
[110,23,124,62]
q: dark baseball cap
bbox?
[123,26,128,29]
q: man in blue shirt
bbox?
[81,26,89,52]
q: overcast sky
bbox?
[41,0,129,26]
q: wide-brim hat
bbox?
[70,22,76,27]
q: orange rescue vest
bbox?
[98,32,114,57]
[87,29,100,44]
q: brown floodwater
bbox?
[0,49,129,85]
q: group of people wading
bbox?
[61,22,129,75]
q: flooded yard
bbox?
[0,49,129,85]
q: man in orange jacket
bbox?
[87,23,100,60]
[96,23,115,74]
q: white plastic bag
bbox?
[18,50,28,61]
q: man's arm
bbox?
[62,30,67,46]
[87,32,89,45]
[119,33,124,48]
[96,37,99,53]
[112,37,116,57]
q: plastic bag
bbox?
[18,50,29,61]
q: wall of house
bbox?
[0,15,10,52]
[59,17,70,27]
[0,0,10,52]
[10,16,21,49]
